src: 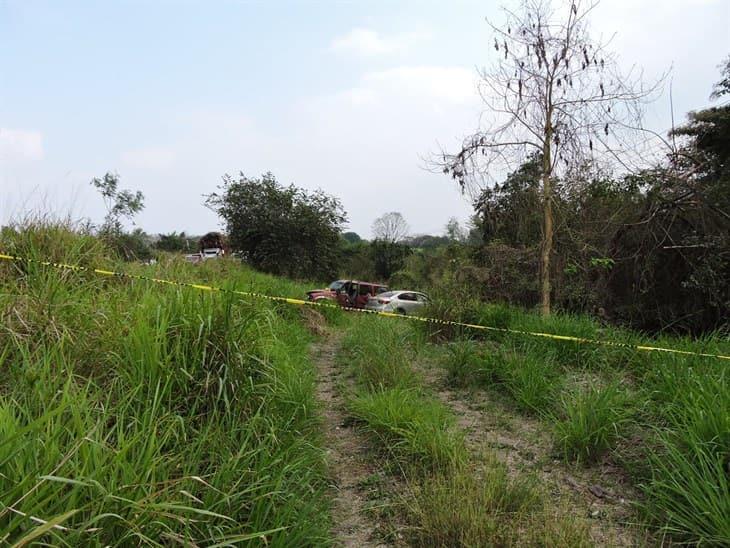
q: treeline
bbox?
[344,63,730,334]
[48,61,728,335]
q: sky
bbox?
[1,0,728,239]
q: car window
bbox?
[416,293,429,302]
[399,292,416,301]
[359,284,371,295]
[329,280,345,290]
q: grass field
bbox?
[1,222,728,546]
[418,299,730,545]
[0,223,332,546]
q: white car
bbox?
[185,248,225,264]
[366,290,430,315]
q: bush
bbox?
[205,172,347,280]
[443,339,504,388]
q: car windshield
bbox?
[328,280,345,290]
[378,291,397,298]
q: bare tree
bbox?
[440,0,662,315]
[372,211,409,243]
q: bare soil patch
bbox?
[313,335,393,547]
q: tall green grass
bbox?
[553,382,634,464]
[0,222,331,545]
[337,313,590,546]
[427,297,730,544]
[348,388,465,471]
[337,315,419,390]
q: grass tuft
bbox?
[553,381,633,464]
[348,388,465,471]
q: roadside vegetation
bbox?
[2,3,727,545]
[336,315,593,546]
[419,296,729,545]
[0,221,332,546]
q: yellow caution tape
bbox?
[1,252,729,361]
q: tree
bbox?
[444,217,467,243]
[90,172,144,236]
[90,172,149,260]
[371,240,411,280]
[474,154,543,246]
[155,231,194,252]
[342,231,362,244]
[441,0,660,315]
[372,212,409,243]
[205,172,347,280]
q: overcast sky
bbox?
[1,0,728,238]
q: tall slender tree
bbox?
[441,0,661,314]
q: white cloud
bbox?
[361,66,477,105]
[0,128,43,163]
[121,146,176,170]
[330,28,431,56]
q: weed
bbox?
[0,222,331,545]
[348,388,465,471]
[553,382,633,464]
[406,460,538,546]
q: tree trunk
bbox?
[540,138,553,316]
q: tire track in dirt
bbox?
[312,334,391,548]
[419,362,644,547]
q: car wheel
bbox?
[396,308,407,315]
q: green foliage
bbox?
[205,172,347,280]
[424,293,730,544]
[443,339,487,388]
[107,227,154,261]
[337,316,418,390]
[371,239,411,280]
[406,460,542,547]
[473,153,543,246]
[89,172,150,261]
[348,388,466,471]
[426,63,730,332]
[341,231,361,244]
[90,172,144,236]
[640,363,730,544]
[500,349,562,414]
[553,382,633,464]
[155,231,196,252]
[0,222,331,545]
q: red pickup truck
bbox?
[307,280,388,309]
[306,280,347,302]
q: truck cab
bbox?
[336,280,388,309]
